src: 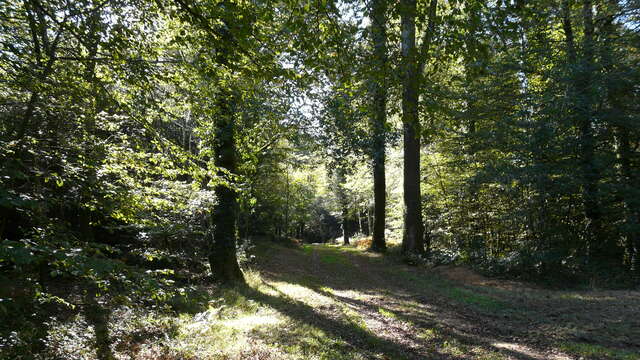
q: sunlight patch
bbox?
[221,314,282,329]
[268,282,333,306]
[558,293,616,302]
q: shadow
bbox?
[236,275,549,360]
[84,291,115,360]
[309,285,547,360]
[252,243,595,359]
[238,282,444,359]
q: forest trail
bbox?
[177,242,639,360]
[9,241,640,359]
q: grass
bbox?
[320,253,350,265]
[391,268,506,313]
[441,286,506,312]
[558,342,640,360]
[301,244,314,255]
[378,307,398,319]
[417,328,439,341]
[166,269,365,359]
[9,241,640,360]
[441,338,468,356]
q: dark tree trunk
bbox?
[618,130,640,276]
[362,210,370,236]
[78,10,103,244]
[578,0,604,259]
[368,204,374,236]
[601,0,640,273]
[562,0,603,259]
[284,167,290,239]
[209,89,244,284]
[400,0,424,256]
[342,205,350,245]
[369,0,388,252]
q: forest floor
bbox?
[33,241,640,360]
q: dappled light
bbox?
[2,0,640,358]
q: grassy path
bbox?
[163,242,639,360]
[36,241,640,359]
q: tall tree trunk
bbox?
[209,89,244,284]
[368,203,374,236]
[284,166,290,239]
[343,205,350,245]
[579,0,604,259]
[400,0,424,255]
[79,10,103,244]
[618,130,640,276]
[562,0,603,259]
[601,0,640,274]
[369,0,388,252]
[336,167,350,245]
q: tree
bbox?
[368,0,389,252]
[399,0,438,256]
[399,0,424,256]
[209,87,244,283]
[561,0,603,259]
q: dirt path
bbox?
[251,243,640,360]
[26,242,640,359]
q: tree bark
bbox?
[342,205,350,245]
[368,203,374,236]
[400,0,424,256]
[578,0,604,259]
[284,166,290,239]
[209,89,244,284]
[336,167,350,245]
[601,0,640,273]
[369,0,388,252]
[562,0,603,258]
[79,9,103,244]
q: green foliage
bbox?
[412,0,640,283]
[1,0,639,356]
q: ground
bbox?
[34,241,640,359]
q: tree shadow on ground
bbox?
[84,291,116,360]
[266,244,640,352]
[237,274,545,360]
[247,243,640,359]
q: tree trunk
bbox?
[369,0,388,252]
[209,89,244,284]
[562,0,603,259]
[368,203,374,236]
[578,0,604,259]
[362,210,370,236]
[343,205,350,245]
[400,0,424,256]
[618,130,640,276]
[601,0,640,274]
[79,10,103,244]
[284,166,290,239]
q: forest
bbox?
[1,0,639,359]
